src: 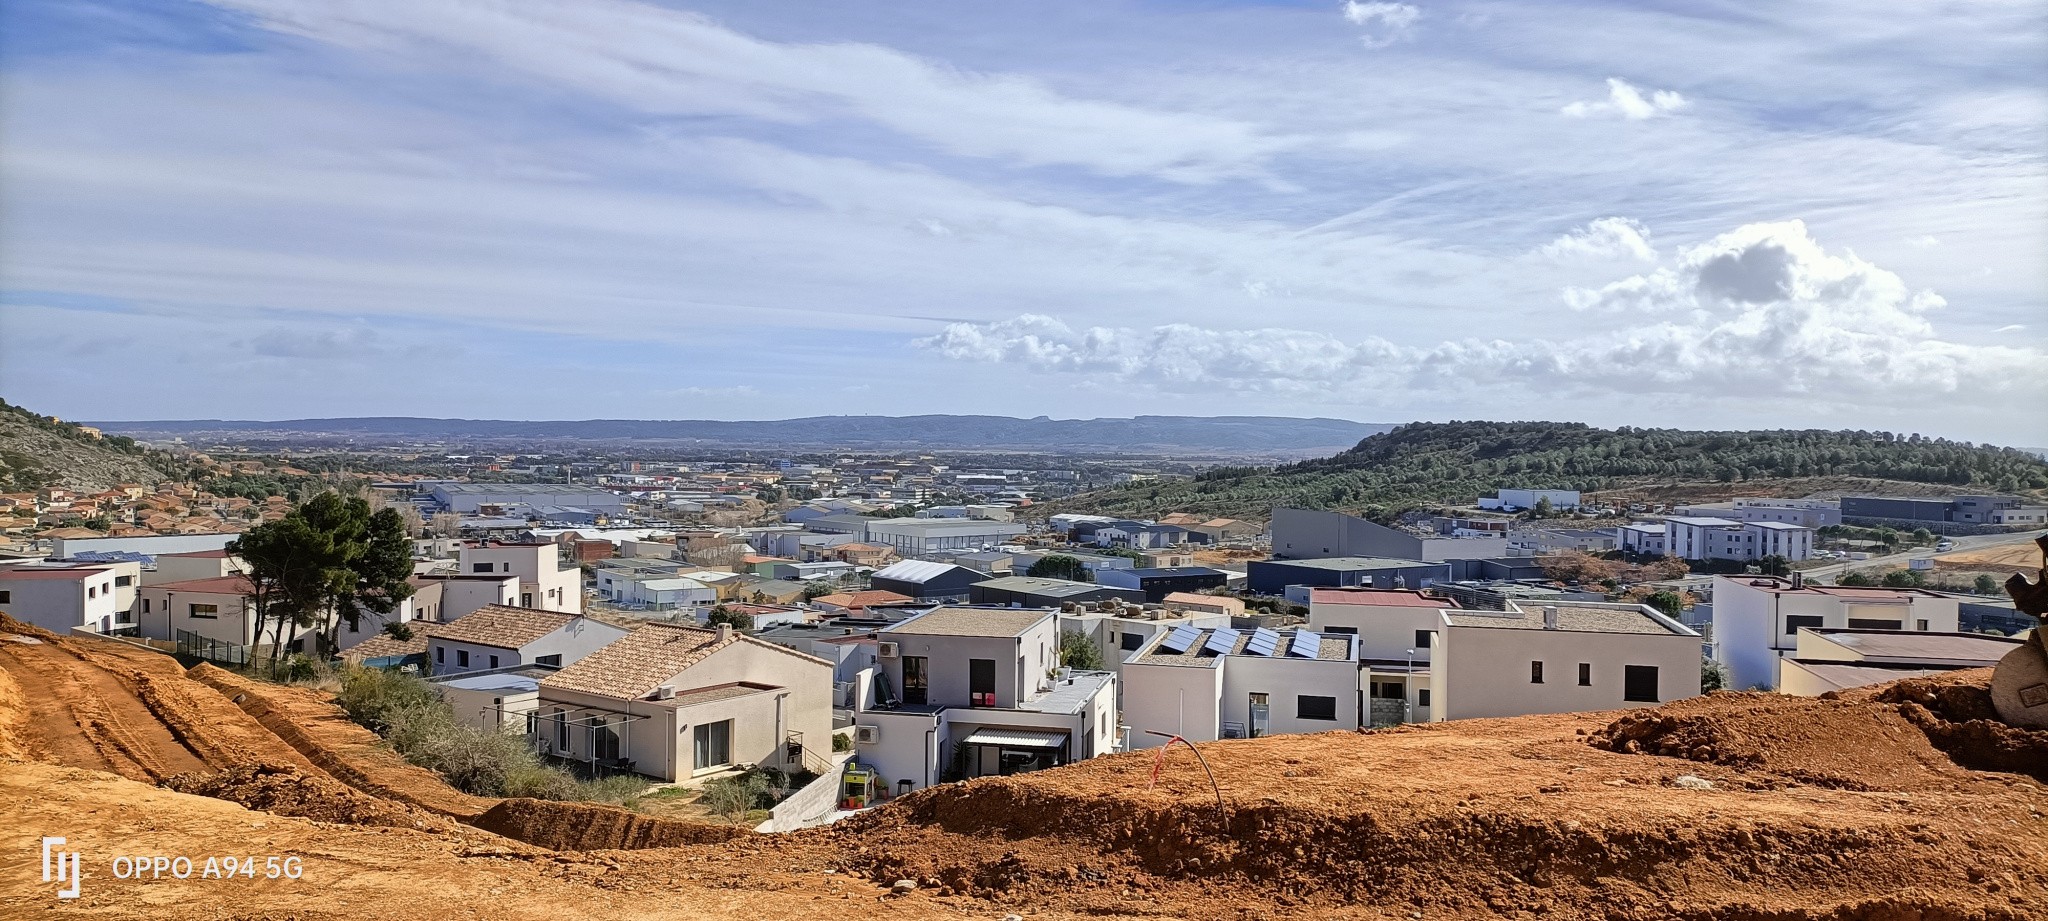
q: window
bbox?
[968,658,996,706]
[535,654,562,667]
[1414,629,1436,650]
[488,654,499,669]
[115,575,133,587]
[1847,618,1902,630]
[902,656,929,705]
[1530,661,1544,684]
[1321,625,1358,635]
[88,586,97,599]
[1623,665,1659,703]
[1120,632,1146,651]
[1416,689,1431,707]
[0,590,9,604]
[1296,695,1338,721]
[555,709,570,750]
[521,593,534,608]
[188,603,218,619]
[1578,663,1592,686]
[435,646,445,664]
[141,599,150,614]
[694,720,732,769]
[457,650,470,667]
[592,719,621,762]
[1916,619,1929,632]
[1783,614,1824,635]
[472,563,494,574]
[1370,680,1405,699]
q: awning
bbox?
[959,728,1068,749]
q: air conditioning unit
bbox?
[854,725,880,744]
[652,685,676,700]
[877,641,900,658]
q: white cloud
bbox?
[1562,78,1689,120]
[919,221,2044,405]
[1994,324,2027,333]
[202,0,1297,183]
[1341,2,1422,48]
[1539,217,1656,261]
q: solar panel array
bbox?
[1288,630,1323,658]
[1156,625,1202,654]
[1203,628,1242,656]
[1244,628,1281,657]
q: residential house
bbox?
[536,623,835,782]
[1614,522,1667,556]
[1711,574,1962,690]
[1778,628,2023,696]
[1429,601,1702,721]
[0,566,124,634]
[1121,625,1359,747]
[854,607,1118,791]
[738,579,809,605]
[139,576,260,647]
[412,573,520,622]
[810,589,916,616]
[459,542,582,613]
[1094,566,1228,603]
[1270,507,1507,563]
[427,605,628,676]
[145,548,243,586]
[1307,588,1460,725]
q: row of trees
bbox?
[230,492,415,659]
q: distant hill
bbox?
[1052,421,2048,521]
[88,415,1396,454]
[0,400,178,493]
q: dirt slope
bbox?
[4,615,2047,920]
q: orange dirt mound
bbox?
[1858,670,2048,782]
[1585,690,1962,789]
[162,763,452,830]
[473,798,752,850]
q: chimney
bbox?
[1542,606,1559,630]
[715,623,733,643]
[1790,571,1805,590]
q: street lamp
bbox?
[1404,647,1416,724]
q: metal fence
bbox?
[175,629,250,667]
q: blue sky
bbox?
[1,0,2043,443]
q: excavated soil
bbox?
[5,613,2048,920]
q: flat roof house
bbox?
[967,576,1144,608]
[1308,588,1462,726]
[537,623,835,782]
[854,607,1118,792]
[427,605,628,677]
[1246,556,1451,598]
[1429,601,1702,721]
[1094,566,1229,603]
[1712,575,1963,691]
[0,565,124,634]
[459,542,581,615]
[1778,628,2023,696]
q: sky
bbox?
[1,0,2043,444]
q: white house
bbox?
[426,605,628,676]
[536,623,836,782]
[1777,628,2023,696]
[853,607,1118,793]
[1665,517,1814,563]
[412,573,520,622]
[1710,574,1962,691]
[139,575,259,646]
[1120,625,1360,747]
[1306,588,1461,726]
[1429,601,1702,721]
[1614,522,1668,556]
[458,542,581,614]
[144,548,243,587]
[0,565,125,634]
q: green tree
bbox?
[800,580,835,601]
[1701,657,1729,693]
[1531,495,1554,519]
[706,604,754,631]
[1881,568,1927,588]
[1026,554,1093,582]
[1057,629,1104,670]
[1756,555,1790,577]
[1836,570,1878,587]
[230,492,416,659]
[1643,591,1685,620]
[1974,573,2002,596]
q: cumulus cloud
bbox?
[1539,217,1656,261]
[1562,78,1688,120]
[917,221,2043,404]
[1341,2,1422,48]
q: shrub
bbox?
[700,772,770,823]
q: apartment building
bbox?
[1121,625,1360,747]
[1664,517,1813,562]
[1614,522,1668,556]
[1711,574,1961,690]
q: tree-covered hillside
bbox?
[0,398,181,492]
[1053,421,2048,522]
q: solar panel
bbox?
[1203,628,1241,656]
[1156,625,1202,654]
[1244,628,1281,657]
[1288,630,1322,658]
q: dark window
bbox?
[188,603,218,618]
[435,646,444,664]
[141,598,150,614]
[472,563,493,573]
[968,658,996,706]
[1623,665,1659,702]
[1417,689,1431,707]
[1296,695,1338,721]
[488,654,499,669]
[457,650,470,667]
[535,654,562,667]
[0,590,9,604]
[1120,632,1146,651]
[555,710,570,749]
[1578,663,1592,686]
[521,593,534,608]
[1848,618,1902,630]
[115,575,133,587]
[694,720,732,769]
[902,656,929,705]
[1783,614,1824,635]
[1322,625,1358,635]
[1530,661,1544,684]
[592,719,621,762]
[1414,629,1436,650]
[1916,619,1929,631]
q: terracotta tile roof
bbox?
[813,589,913,609]
[431,605,578,650]
[541,623,830,701]
[342,626,435,661]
